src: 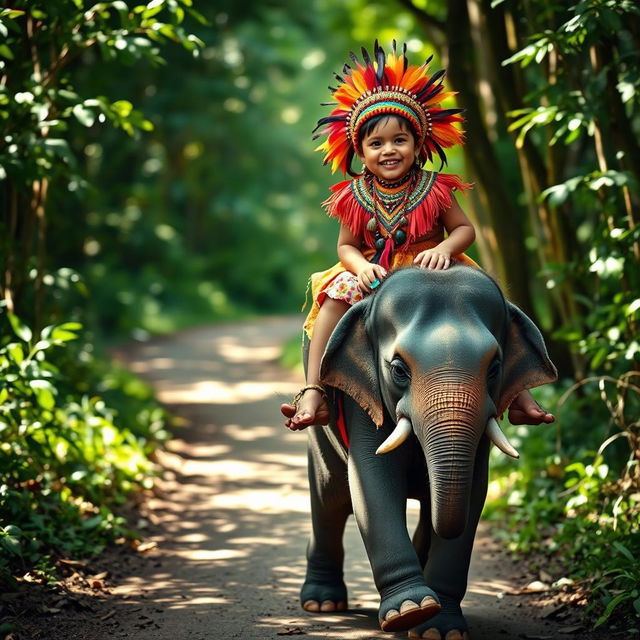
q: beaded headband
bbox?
[313,41,464,175]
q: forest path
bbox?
[58,316,603,640]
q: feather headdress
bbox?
[313,41,464,175]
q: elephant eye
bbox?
[488,358,501,380]
[388,359,411,386]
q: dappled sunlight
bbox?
[467,579,513,597]
[211,488,310,513]
[107,317,537,639]
[218,341,283,363]
[158,379,300,405]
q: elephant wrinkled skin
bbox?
[299,265,557,637]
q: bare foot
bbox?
[281,388,330,430]
[508,390,555,425]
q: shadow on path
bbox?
[55,315,601,640]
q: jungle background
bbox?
[0,0,639,634]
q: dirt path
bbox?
[32,316,605,639]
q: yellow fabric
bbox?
[302,238,480,339]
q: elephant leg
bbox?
[411,498,431,570]
[409,436,490,640]
[301,428,351,613]
[346,403,440,632]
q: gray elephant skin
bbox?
[300,264,557,636]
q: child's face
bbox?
[357,116,418,182]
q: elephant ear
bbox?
[320,301,385,426]
[497,302,558,417]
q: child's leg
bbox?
[282,297,350,429]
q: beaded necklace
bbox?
[365,167,419,249]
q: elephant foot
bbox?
[379,586,440,632]
[300,579,347,614]
[407,601,469,640]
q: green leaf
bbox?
[8,313,32,342]
[612,541,635,562]
[0,9,25,19]
[1,535,21,555]
[29,380,56,410]
[0,44,14,60]
[3,525,22,536]
[111,100,133,117]
[595,592,634,628]
[72,104,96,127]
[6,342,24,364]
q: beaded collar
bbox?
[352,169,438,236]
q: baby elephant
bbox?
[300,265,556,638]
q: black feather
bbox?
[434,108,463,118]
[320,102,338,106]
[312,115,346,133]
[343,63,352,73]
[361,46,371,67]
[375,41,386,84]
[417,85,442,103]
[433,140,447,168]
[346,148,358,176]
[349,51,359,65]
[333,72,345,83]
[423,68,445,90]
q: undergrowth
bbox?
[487,377,640,633]
[0,307,169,588]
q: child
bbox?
[281,42,553,430]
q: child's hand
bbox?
[414,248,452,270]
[357,263,388,293]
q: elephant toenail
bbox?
[320,600,336,612]
[302,600,320,612]
[420,629,441,640]
[420,596,439,610]
[400,600,420,614]
[384,608,400,621]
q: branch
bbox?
[394,0,446,40]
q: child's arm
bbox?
[413,196,476,270]
[337,224,388,292]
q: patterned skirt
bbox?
[302,239,479,339]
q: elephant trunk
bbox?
[414,372,485,540]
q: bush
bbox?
[0,307,168,586]
[487,377,640,630]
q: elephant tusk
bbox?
[376,417,413,455]
[486,417,520,459]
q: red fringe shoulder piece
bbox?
[321,171,471,248]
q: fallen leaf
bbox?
[58,558,88,568]
[277,628,305,636]
[90,571,109,581]
[505,580,550,595]
[135,541,158,553]
[90,580,104,589]
[100,610,116,621]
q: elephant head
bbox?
[320,265,557,539]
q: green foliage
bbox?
[504,0,640,378]
[0,307,168,585]
[488,373,640,629]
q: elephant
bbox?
[299,264,557,638]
